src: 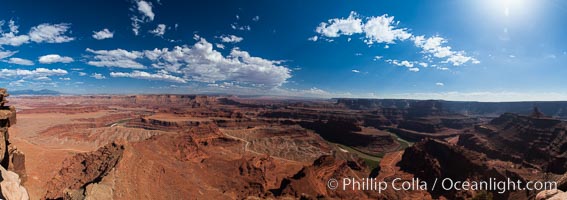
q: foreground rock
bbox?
[398,138,538,199]
[0,165,29,200]
[43,142,124,200]
[536,189,567,200]
[459,112,567,173]
[273,155,376,199]
[0,89,29,200]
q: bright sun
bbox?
[484,0,535,18]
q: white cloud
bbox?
[230,24,251,31]
[110,70,186,83]
[85,48,145,69]
[219,35,243,43]
[131,20,141,36]
[351,69,360,73]
[314,12,479,67]
[373,56,383,60]
[35,76,51,81]
[38,54,74,64]
[435,82,444,86]
[0,50,17,59]
[91,73,106,79]
[86,37,291,87]
[59,77,71,81]
[418,62,428,67]
[6,57,34,66]
[308,36,318,42]
[78,72,87,76]
[386,59,425,72]
[413,35,478,66]
[143,38,291,87]
[130,0,155,36]
[28,23,74,43]
[92,28,114,40]
[0,68,68,79]
[315,11,410,44]
[316,11,363,38]
[136,0,154,21]
[9,79,25,87]
[387,59,414,68]
[0,21,74,46]
[298,87,330,96]
[252,16,260,22]
[0,20,30,46]
[362,15,412,44]
[150,24,166,37]
[215,43,225,49]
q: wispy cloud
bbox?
[150,24,166,37]
[28,23,74,43]
[219,35,243,43]
[110,70,186,83]
[90,73,106,79]
[85,48,145,69]
[130,0,155,36]
[0,68,68,79]
[5,57,34,66]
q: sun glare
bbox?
[483,0,536,19]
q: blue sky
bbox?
[0,0,567,101]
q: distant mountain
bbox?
[10,89,62,95]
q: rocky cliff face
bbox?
[398,139,534,199]
[273,155,376,199]
[459,113,567,173]
[0,88,29,199]
[43,142,124,200]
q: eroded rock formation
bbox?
[0,88,29,200]
[459,113,567,173]
[43,142,124,200]
[398,138,536,199]
[273,155,376,199]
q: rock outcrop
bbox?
[273,155,376,199]
[536,189,567,200]
[43,142,124,200]
[459,113,567,173]
[0,88,29,200]
[0,166,28,200]
[398,138,533,199]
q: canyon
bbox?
[0,92,565,199]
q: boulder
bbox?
[0,166,29,200]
